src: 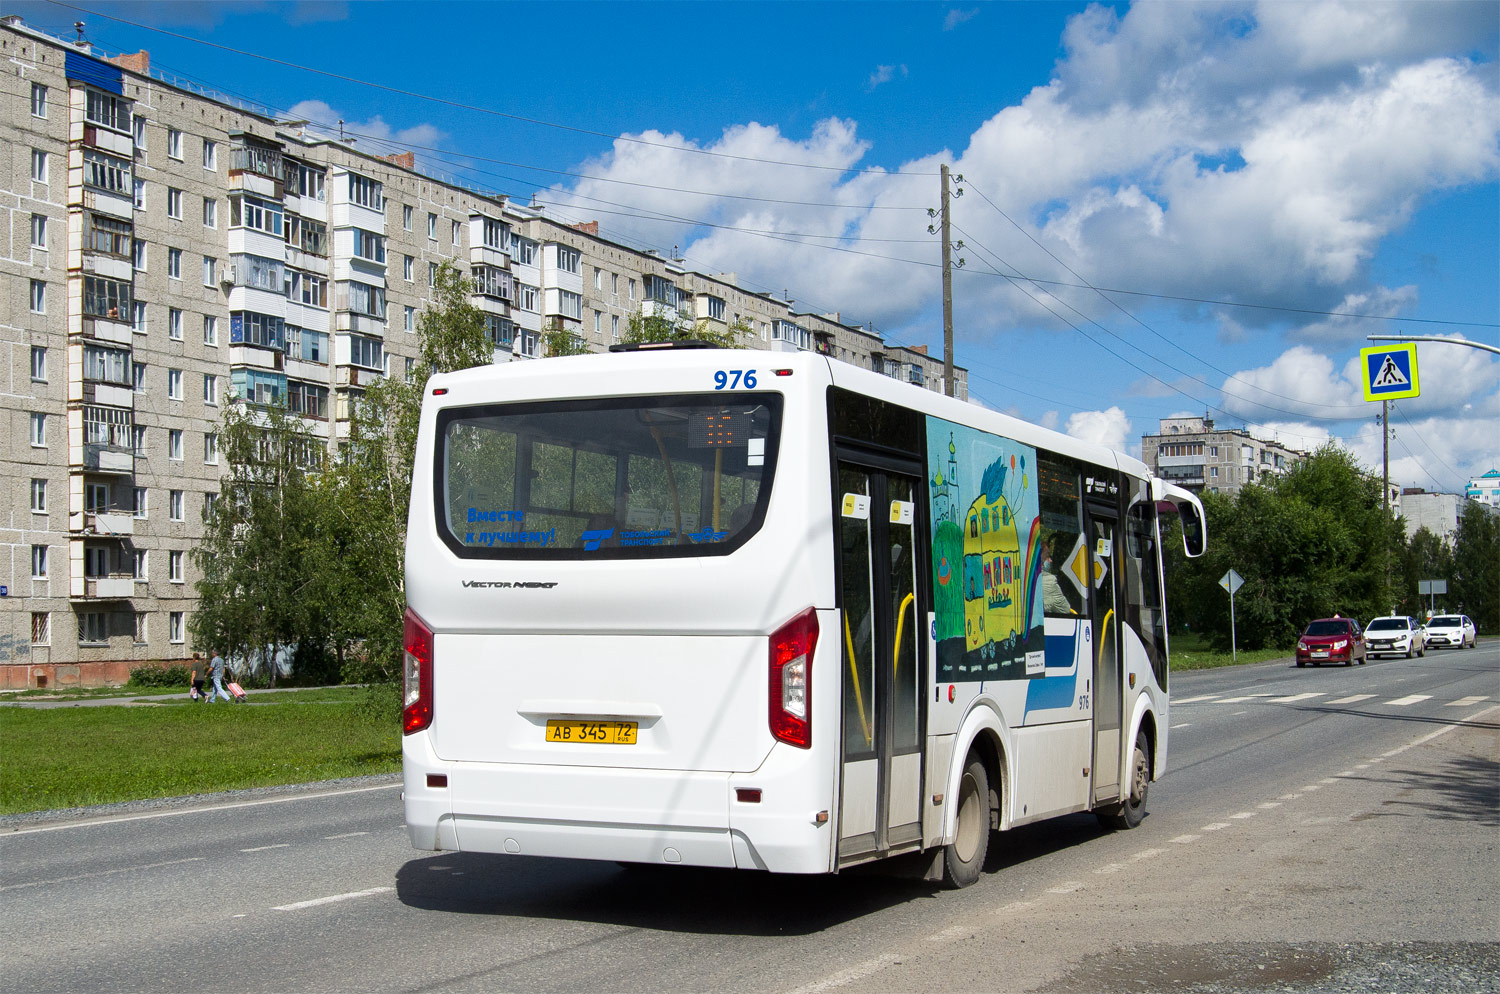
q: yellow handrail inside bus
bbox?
[893,592,914,675]
[843,610,873,747]
[1096,608,1115,668]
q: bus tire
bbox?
[943,755,990,889]
[1097,729,1150,831]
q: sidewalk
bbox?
[0,684,355,709]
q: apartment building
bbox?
[1466,469,1500,509]
[1139,416,1306,497]
[0,18,966,686]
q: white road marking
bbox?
[1279,793,1301,800]
[1170,695,1219,704]
[323,832,368,840]
[240,844,290,853]
[0,857,204,893]
[273,886,393,912]
[1269,692,1323,703]
[1170,834,1200,844]
[1337,771,1356,777]
[1328,694,1375,705]
[1447,696,1489,707]
[1171,723,1192,729]
[1380,705,1500,759]
[1095,863,1125,875]
[782,955,901,994]
[1230,812,1256,820]
[926,924,973,943]
[1258,802,1282,809]
[992,900,1035,916]
[3,781,402,836]
[1321,778,1340,784]
[1131,848,1164,861]
[1216,694,1275,704]
[1302,785,1321,792]
[1387,694,1432,707]
[1047,881,1085,894]
[1201,822,1230,831]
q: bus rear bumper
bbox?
[403,738,834,874]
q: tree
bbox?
[321,259,493,680]
[190,401,324,685]
[543,317,589,357]
[1400,526,1454,617]
[1451,502,1499,633]
[622,307,746,348]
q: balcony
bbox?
[83,443,134,475]
[70,511,135,537]
[74,575,135,600]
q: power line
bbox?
[49,0,940,178]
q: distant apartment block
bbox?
[0,18,967,685]
[1466,469,1500,509]
[1139,416,1307,497]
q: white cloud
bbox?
[1065,406,1132,451]
[944,8,979,31]
[286,99,444,156]
[866,64,909,91]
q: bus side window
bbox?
[1125,499,1167,687]
[1036,454,1083,617]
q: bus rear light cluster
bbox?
[402,608,434,735]
[769,608,818,748]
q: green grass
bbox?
[1170,632,1292,671]
[0,686,401,815]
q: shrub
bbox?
[127,664,192,689]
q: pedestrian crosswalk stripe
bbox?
[1446,696,1489,707]
[1269,692,1323,703]
[1216,694,1275,703]
[1327,694,1376,705]
[1386,694,1432,707]
[1171,695,1219,704]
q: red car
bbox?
[1296,617,1367,667]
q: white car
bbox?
[1365,616,1427,658]
[1424,614,1477,650]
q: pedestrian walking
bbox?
[206,649,232,703]
[189,652,206,702]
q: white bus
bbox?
[402,345,1206,887]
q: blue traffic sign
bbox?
[1360,343,1420,401]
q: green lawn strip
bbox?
[0,688,400,815]
[1169,633,1292,670]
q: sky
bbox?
[13,0,1499,493]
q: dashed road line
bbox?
[1095,863,1125,875]
[1047,881,1085,894]
[1216,694,1275,704]
[1387,694,1432,707]
[1131,848,1164,861]
[240,844,290,853]
[1269,692,1323,704]
[323,832,368,840]
[783,954,901,994]
[1170,834,1200,844]
[1171,723,1191,729]
[273,886,393,912]
[926,924,974,943]
[1257,802,1282,809]
[1170,695,1220,705]
[1201,822,1230,831]
[1447,695,1489,707]
[0,857,204,893]
[1328,694,1375,705]
[1230,811,1256,820]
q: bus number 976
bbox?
[713,369,757,390]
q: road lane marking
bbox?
[1387,694,1432,707]
[1170,695,1220,704]
[1337,771,1356,777]
[0,856,204,893]
[273,886,393,911]
[323,832,368,840]
[1047,881,1085,894]
[240,844,290,852]
[1269,692,1323,703]
[1302,785,1321,791]
[2,781,402,836]
[1131,848,1164,861]
[1258,802,1282,809]
[783,954,901,994]
[1201,823,1230,831]
[1447,696,1488,707]
[1170,834,1200,844]
[1171,723,1191,729]
[1379,705,1500,759]
[1230,812,1256,820]
[926,924,973,943]
[1279,793,1301,800]
[1095,863,1125,875]
[1328,694,1375,704]
[1216,694,1275,704]
[1320,778,1340,784]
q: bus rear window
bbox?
[435,394,781,558]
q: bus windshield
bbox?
[436,394,781,558]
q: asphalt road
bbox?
[2,644,1495,994]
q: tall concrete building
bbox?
[1139,416,1306,497]
[0,19,967,687]
[1466,469,1500,509]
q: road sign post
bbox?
[1219,568,1245,664]
[1418,579,1447,617]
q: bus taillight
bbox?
[402,608,434,735]
[769,608,818,748]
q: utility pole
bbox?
[941,164,954,397]
[1382,400,1391,604]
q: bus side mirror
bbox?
[1180,503,1205,558]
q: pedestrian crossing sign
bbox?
[1360,343,1420,401]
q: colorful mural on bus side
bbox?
[927,418,1046,684]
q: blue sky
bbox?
[15,0,1499,492]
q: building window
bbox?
[511,235,536,266]
[404,356,416,382]
[133,425,146,456]
[203,198,217,228]
[30,413,46,447]
[205,432,219,464]
[202,257,217,286]
[86,482,110,512]
[170,490,184,521]
[558,290,583,320]
[136,300,154,332]
[80,152,130,196]
[556,246,581,275]
[168,248,182,280]
[31,479,47,513]
[133,239,146,271]
[30,280,45,314]
[452,218,461,244]
[79,612,108,645]
[611,314,620,339]
[351,228,386,263]
[31,613,50,646]
[204,493,218,522]
[628,278,636,301]
[229,193,285,236]
[134,114,147,149]
[31,148,48,183]
[83,275,132,319]
[402,204,413,230]
[348,335,384,370]
[428,261,438,285]
[404,255,413,281]
[594,310,602,337]
[134,612,148,642]
[339,281,386,318]
[169,308,183,341]
[30,213,46,249]
[706,296,726,322]
[30,346,46,382]
[594,268,603,291]
[168,127,182,159]
[404,305,415,332]
[85,87,132,132]
[167,187,183,219]
[170,550,184,582]
[348,173,383,210]
[203,374,218,406]
[31,544,48,579]
[202,139,218,171]
[132,551,148,581]
[427,212,437,239]
[204,315,218,346]
[515,283,538,312]
[31,82,47,118]
[612,272,619,295]
[134,179,145,209]
[170,611,185,643]
[169,429,183,461]
[133,362,147,392]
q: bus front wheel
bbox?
[1097,729,1150,830]
[943,755,990,889]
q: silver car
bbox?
[1365,616,1427,658]
[1424,614,1477,650]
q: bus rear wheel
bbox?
[1097,729,1150,830]
[943,755,990,889]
